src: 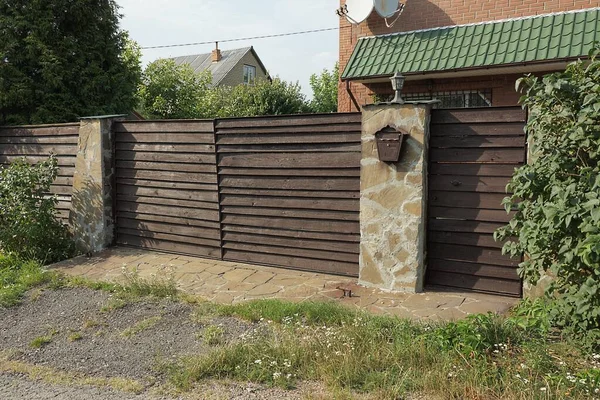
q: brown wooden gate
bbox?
[114,120,221,259]
[426,107,527,297]
[215,113,361,277]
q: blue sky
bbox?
[118,0,340,97]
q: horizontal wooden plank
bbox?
[430,148,525,163]
[116,160,216,174]
[218,167,360,177]
[117,178,218,192]
[0,125,79,136]
[428,232,504,249]
[49,186,73,195]
[117,212,220,229]
[430,122,526,136]
[116,151,215,164]
[223,232,358,254]
[223,242,358,264]
[116,143,215,154]
[220,194,358,212]
[223,225,359,243]
[116,169,217,184]
[218,152,360,168]
[117,202,219,222]
[114,121,214,133]
[429,164,519,177]
[221,206,358,221]
[219,176,359,191]
[216,113,361,129]
[117,185,218,203]
[428,219,504,234]
[216,132,360,145]
[426,270,521,297]
[430,135,526,148]
[0,136,78,144]
[0,144,77,155]
[217,143,360,153]
[429,206,514,223]
[116,132,214,144]
[431,107,526,124]
[429,191,507,209]
[428,243,519,267]
[54,176,73,186]
[429,175,511,193]
[0,155,76,166]
[117,235,220,259]
[428,259,519,280]
[220,187,359,199]
[117,195,219,210]
[223,249,358,277]
[118,228,221,248]
[118,218,221,240]
[222,215,359,234]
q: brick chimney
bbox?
[211,42,222,63]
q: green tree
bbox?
[202,78,308,118]
[137,59,212,119]
[0,0,141,125]
[495,47,600,335]
[308,63,339,113]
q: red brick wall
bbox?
[338,0,600,111]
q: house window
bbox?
[243,65,256,85]
[403,89,493,108]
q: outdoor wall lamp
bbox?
[390,71,405,104]
[375,126,407,163]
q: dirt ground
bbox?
[0,288,328,399]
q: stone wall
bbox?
[70,116,119,254]
[359,103,432,292]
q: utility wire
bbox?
[141,27,340,50]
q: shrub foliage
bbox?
[0,156,75,263]
[496,47,600,333]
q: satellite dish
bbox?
[345,0,374,24]
[374,0,399,18]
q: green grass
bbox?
[200,325,225,346]
[161,299,600,399]
[30,328,58,348]
[120,316,162,337]
[0,253,57,307]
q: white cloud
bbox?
[117,0,341,97]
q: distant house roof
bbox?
[172,46,268,86]
[342,8,600,80]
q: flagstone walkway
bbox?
[51,247,518,321]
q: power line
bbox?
[141,27,340,50]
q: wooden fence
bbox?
[113,113,362,277]
[0,123,80,221]
[426,107,527,296]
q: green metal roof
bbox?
[342,8,600,80]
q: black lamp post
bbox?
[390,72,405,104]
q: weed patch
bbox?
[163,299,600,399]
[0,254,56,307]
[30,328,58,348]
[201,325,225,346]
[121,316,162,338]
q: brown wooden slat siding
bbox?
[0,123,80,221]
[216,113,361,277]
[426,107,526,297]
[114,120,221,259]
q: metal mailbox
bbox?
[375,126,407,162]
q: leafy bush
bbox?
[0,156,75,263]
[495,46,600,335]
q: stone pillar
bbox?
[69,115,123,254]
[359,103,432,293]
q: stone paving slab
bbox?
[50,247,518,321]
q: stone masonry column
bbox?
[69,115,123,254]
[359,103,432,293]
